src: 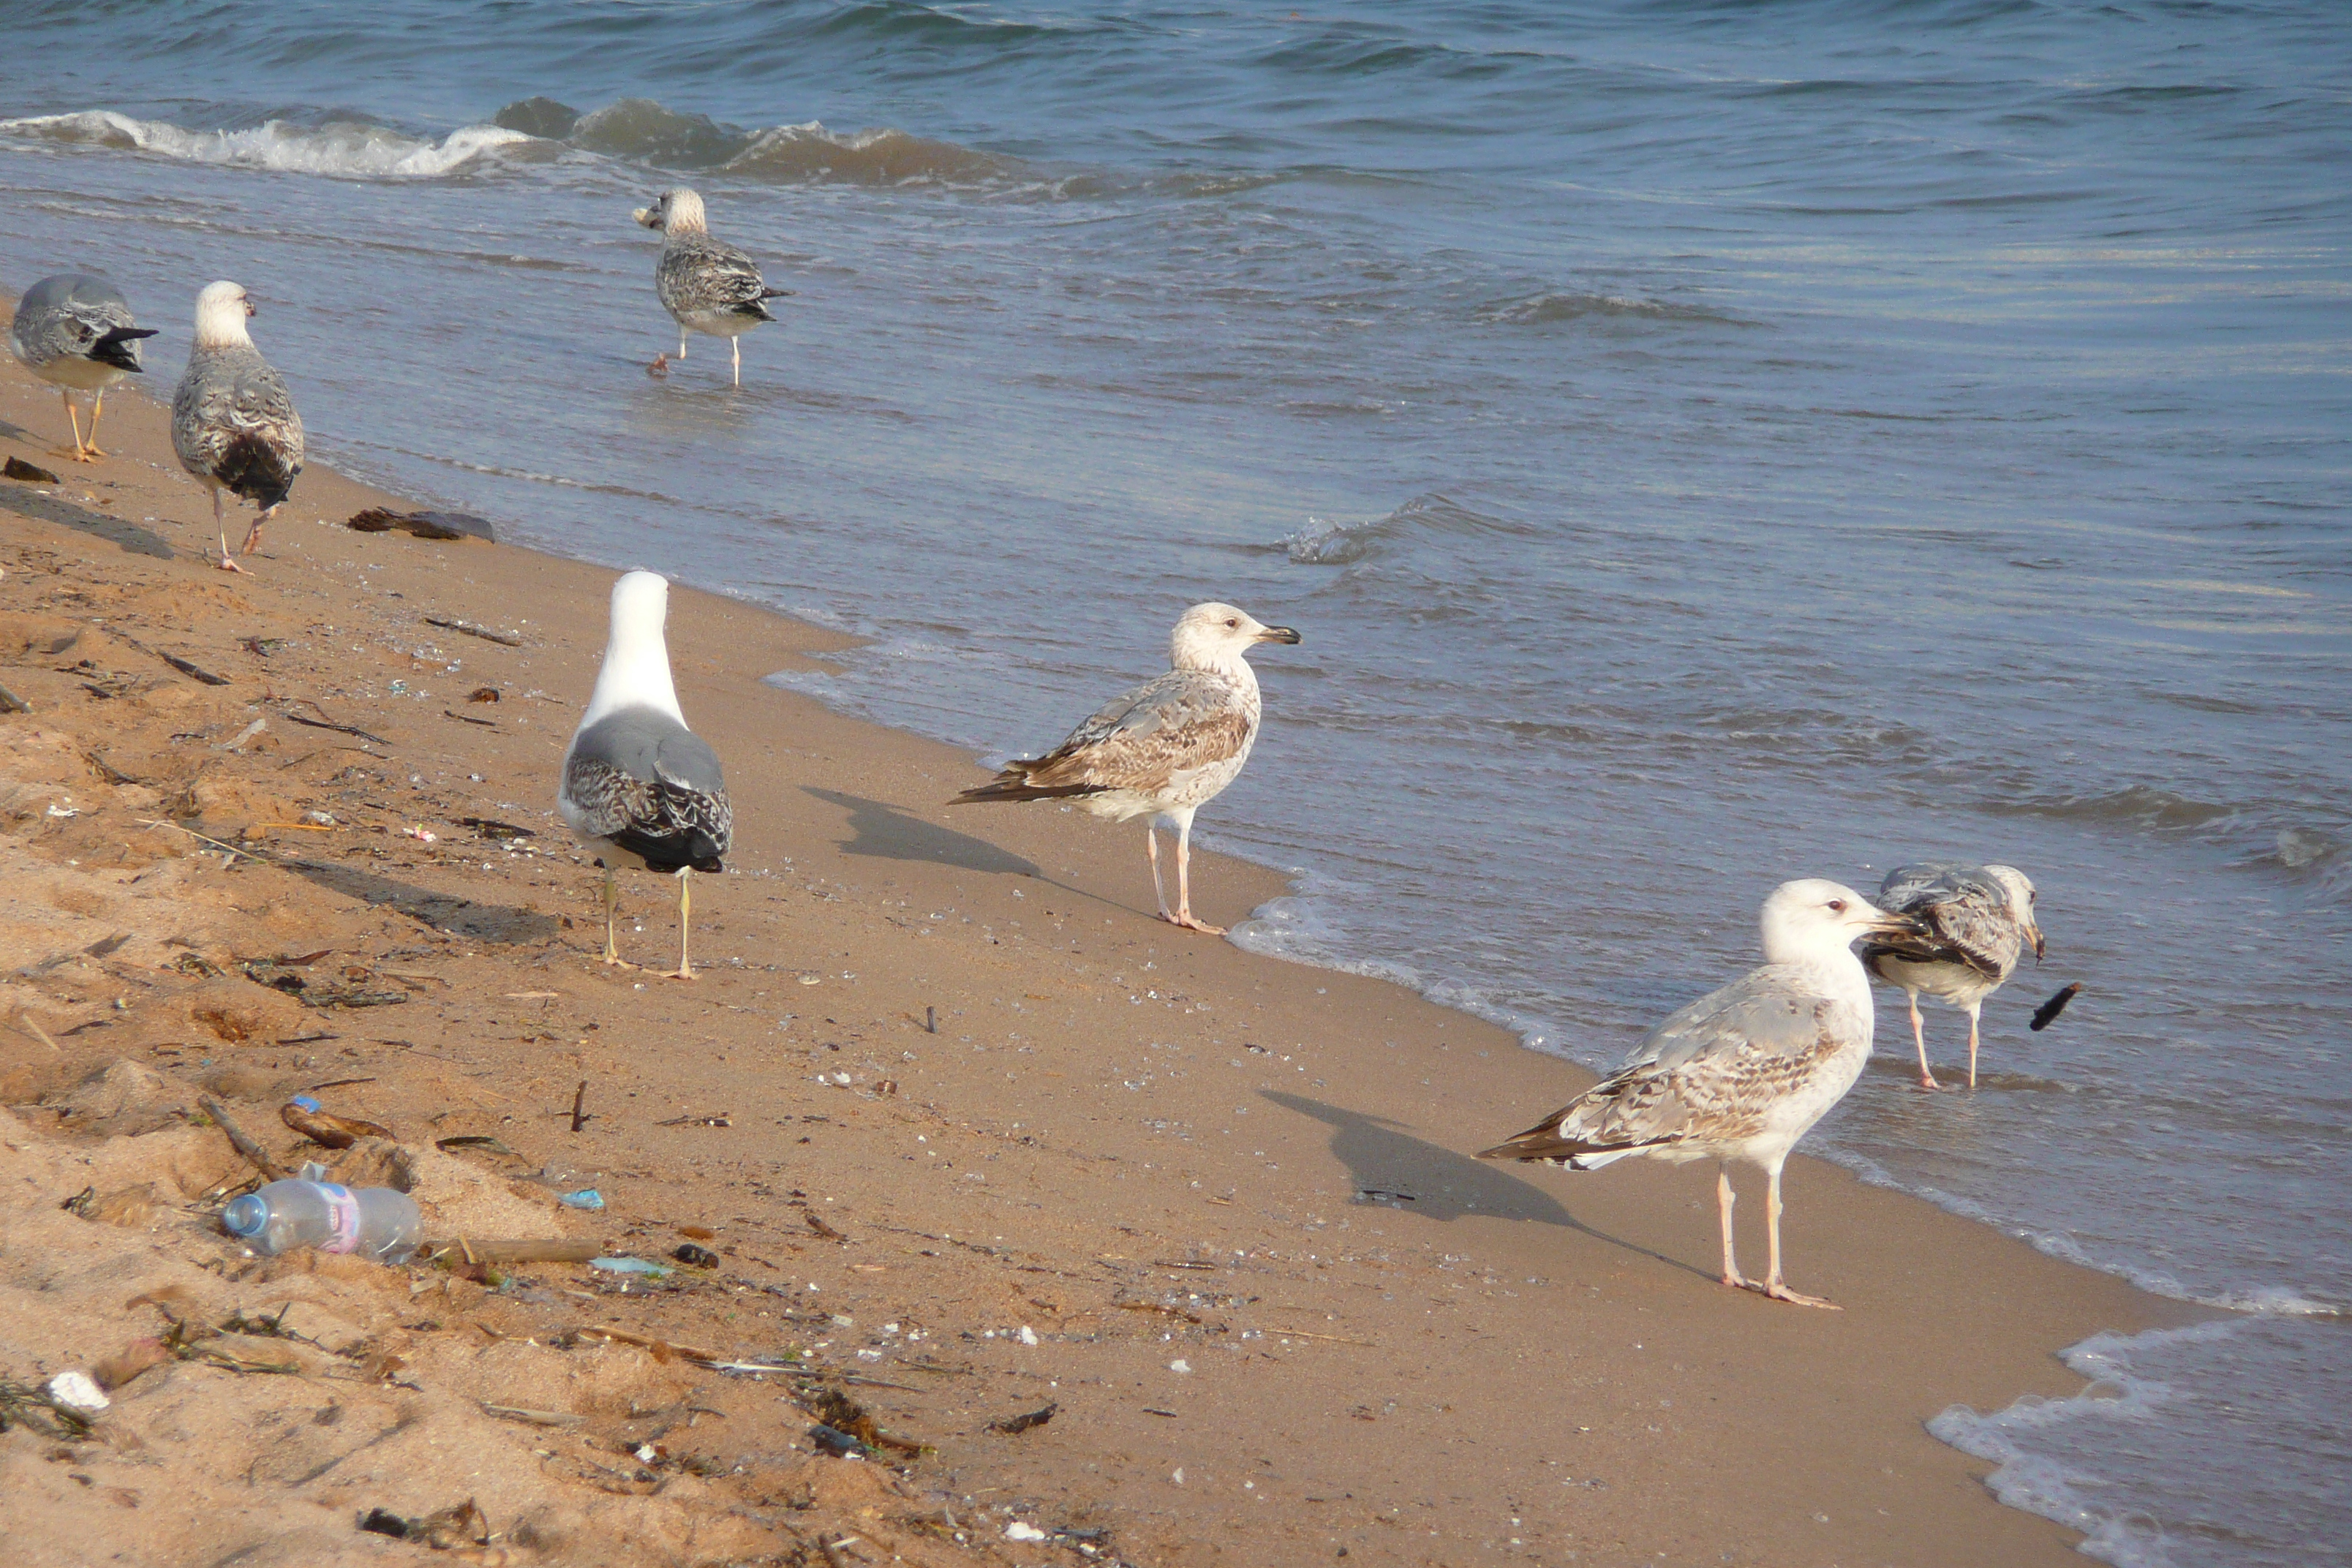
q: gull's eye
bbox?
[1226,619,1239,628]
[1827,899,1847,913]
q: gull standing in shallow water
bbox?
[559,571,732,979]
[633,188,791,386]
[951,603,1301,935]
[1861,862,2043,1090]
[7,274,157,462]
[1480,880,1926,1308]
[170,282,302,571]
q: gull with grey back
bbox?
[633,187,791,386]
[170,281,303,570]
[951,602,1300,935]
[559,571,731,979]
[1861,862,2044,1090]
[1481,880,1926,1308]
[7,273,157,462]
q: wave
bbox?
[0,109,529,179]
[1279,492,1533,565]
[1480,290,1750,328]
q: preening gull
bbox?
[951,602,1301,935]
[1480,880,1924,1308]
[170,281,303,571]
[7,274,157,462]
[1861,862,2043,1090]
[559,571,731,979]
[633,188,791,386]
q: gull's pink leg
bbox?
[1170,819,1226,935]
[212,489,244,573]
[1910,992,1942,1090]
[1145,827,1173,921]
[1757,1163,1839,1309]
[1967,1005,1983,1089]
[1718,1168,1750,1291]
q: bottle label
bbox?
[319,1183,362,1254]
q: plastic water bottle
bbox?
[221,1163,421,1262]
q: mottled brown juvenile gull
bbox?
[1861,862,2043,1090]
[951,602,1301,935]
[7,274,157,462]
[170,281,303,571]
[1481,879,1923,1308]
[559,571,731,979]
[633,187,791,386]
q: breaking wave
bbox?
[0,110,529,179]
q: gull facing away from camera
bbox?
[1481,880,1926,1308]
[559,572,732,979]
[7,274,157,462]
[951,602,1301,935]
[1862,862,2043,1090]
[170,282,303,571]
[633,187,792,385]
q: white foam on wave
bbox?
[0,110,530,179]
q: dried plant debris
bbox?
[347,507,497,543]
[799,1387,927,1458]
[990,1402,1058,1436]
[2031,981,2084,1032]
[0,1375,94,1439]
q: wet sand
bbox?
[0,344,2201,1567]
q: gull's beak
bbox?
[243,299,257,318]
[1865,908,1929,939]
[2028,923,2046,962]
[633,203,660,229]
[1255,625,1302,645]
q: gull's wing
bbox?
[1864,862,2019,979]
[562,709,731,869]
[657,233,777,316]
[1481,965,1862,1163]
[954,668,1253,802]
[171,345,305,506]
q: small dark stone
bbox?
[358,1507,410,1539]
[671,1243,720,1267]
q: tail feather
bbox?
[215,435,298,511]
[1478,1107,1674,1166]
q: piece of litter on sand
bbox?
[1169,1359,1191,1373]
[280,1096,393,1150]
[557,1188,605,1210]
[1006,1522,1048,1542]
[45,1371,110,1415]
[591,1256,672,1276]
[480,1403,582,1428]
[672,1243,720,1267]
[1017,1324,1040,1346]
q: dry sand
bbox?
[0,340,2201,1567]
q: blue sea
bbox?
[3,4,2345,1561]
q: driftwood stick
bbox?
[199,1094,287,1181]
[569,1081,588,1133]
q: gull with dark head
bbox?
[559,571,732,979]
[633,188,792,385]
[1861,862,2043,1090]
[170,281,303,570]
[951,602,1301,935]
[8,274,157,462]
[1481,879,1926,1308]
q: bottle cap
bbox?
[222,1194,267,1237]
[290,1094,322,1112]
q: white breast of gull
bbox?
[169,280,304,570]
[9,273,157,462]
[951,601,1300,935]
[633,187,791,384]
[1481,878,1926,1308]
[559,570,731,979]
[1862,861,2043,1090]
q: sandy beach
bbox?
[0,344,2203,1567]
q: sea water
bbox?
[1,4,2344,1561]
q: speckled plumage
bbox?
[171,341,304,510]
[635,187,788,382]
[1861,861,2043,1088]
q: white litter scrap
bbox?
[47,1371,108,1414]
[1004,1522,1047,1542]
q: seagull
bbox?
[632,188,791,386]
[1480,880,1926,1309]
[558,570,731,979]
[950,603,1300,935]
[1861,862,2043,1090]
[169,281,303,571]
[7,274,157,462]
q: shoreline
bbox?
[0,346,2205,1565]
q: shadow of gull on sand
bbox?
[0,466,179,560]
[804,787,1040,877]
[268,854,559,944]
[1261,1089,1708,1281]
